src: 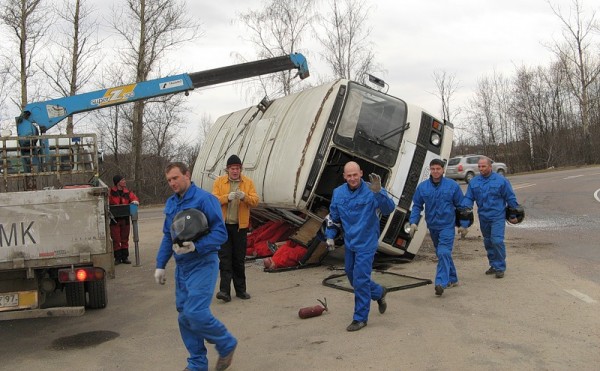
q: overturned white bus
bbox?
[193,78,453,260]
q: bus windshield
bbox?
[333,83,408,166]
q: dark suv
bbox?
[445,155,507,183]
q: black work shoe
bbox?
[485,267,497,275]
[216,344,236,371]
[216,292,231,302]
[435,285,444,296]
[495,271,505,278]
[121,259,132,264]
[346,320,367,332]
[236,292,251,300]
[114,259,121,265]
[377,287,387,314]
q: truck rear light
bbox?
[58,267,105,283]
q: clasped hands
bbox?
[172,241,195,255]
[228,190,246,201]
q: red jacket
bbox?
[109,186,139,206]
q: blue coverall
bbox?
[156,183,237,371]
[326,179,395,323]
[462,172,518,273]
[410,176,465,288]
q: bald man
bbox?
[325,162,395,331]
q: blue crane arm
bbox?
[16,53,309,136]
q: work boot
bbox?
[377,287,387,314]
[485,267,497,275]
[435,285,444,296]
[215,344,236,371]
[446,281,459,289]
[495,271,505,278]
[346,320,367,332]
[216,292,231,302]
[121,258,132,264]
[114,259,121,265]
[236,292,251,300]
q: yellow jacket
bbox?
[212,174,259,229]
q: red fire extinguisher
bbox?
[298,298,328,319]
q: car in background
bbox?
[445,154,507,183]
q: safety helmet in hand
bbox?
[455,207,474,228]
[170,208,210,245]
[505,205,525,224]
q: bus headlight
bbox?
[430,132,441,146]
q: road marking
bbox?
[595,189,600,203]
[513,183,535,190]
[563,175,584,180]
[564,289,597,304]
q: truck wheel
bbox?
[65,282,86,307]
[86,278,108,309]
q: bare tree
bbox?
[547,0,600,164]
[237,0,316,99]
[431,70,460,123]
[41,0,101,134]
[0,0,50,111]
[110,0,202,191]
[316,0,377,83]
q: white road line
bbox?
[595,189,600,203]
[513,183,535,190]
[564,289,597,304]
[563,175,584,179]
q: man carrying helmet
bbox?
[461,156,521,279]
[212,155,259,303]
[409,158,468,296]
[154,162,237,371]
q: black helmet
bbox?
[506,205,525,224]
[170,208,210,245]
[317,214,343,241]
[455,207,474,228]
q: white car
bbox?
[445,154,507,183]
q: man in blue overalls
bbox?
[326,161,395,332]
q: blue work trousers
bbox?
[430,227,458,287]
[479,218,507,272]
[175,253,237,371]
[345,247,385,322]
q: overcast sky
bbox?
[157,0,584,142]
[3,0,591,141]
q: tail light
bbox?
[458,164,463,172]
[58,267,105,283]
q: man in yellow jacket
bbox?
[212,155,260,302]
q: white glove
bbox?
[235,190,245,200]
[368,173,382,193]
[409,224,418,238]
[228,192,236,201]
[458,227,469,239]
[131,200,139,205]
[172,241,195,255]
[154,268,166,285]
[326,238,335,252]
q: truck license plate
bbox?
[0,293,19,308]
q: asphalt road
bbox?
[1,166,599,370]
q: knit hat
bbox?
[113,175,124,185]
[226,155,242,167]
